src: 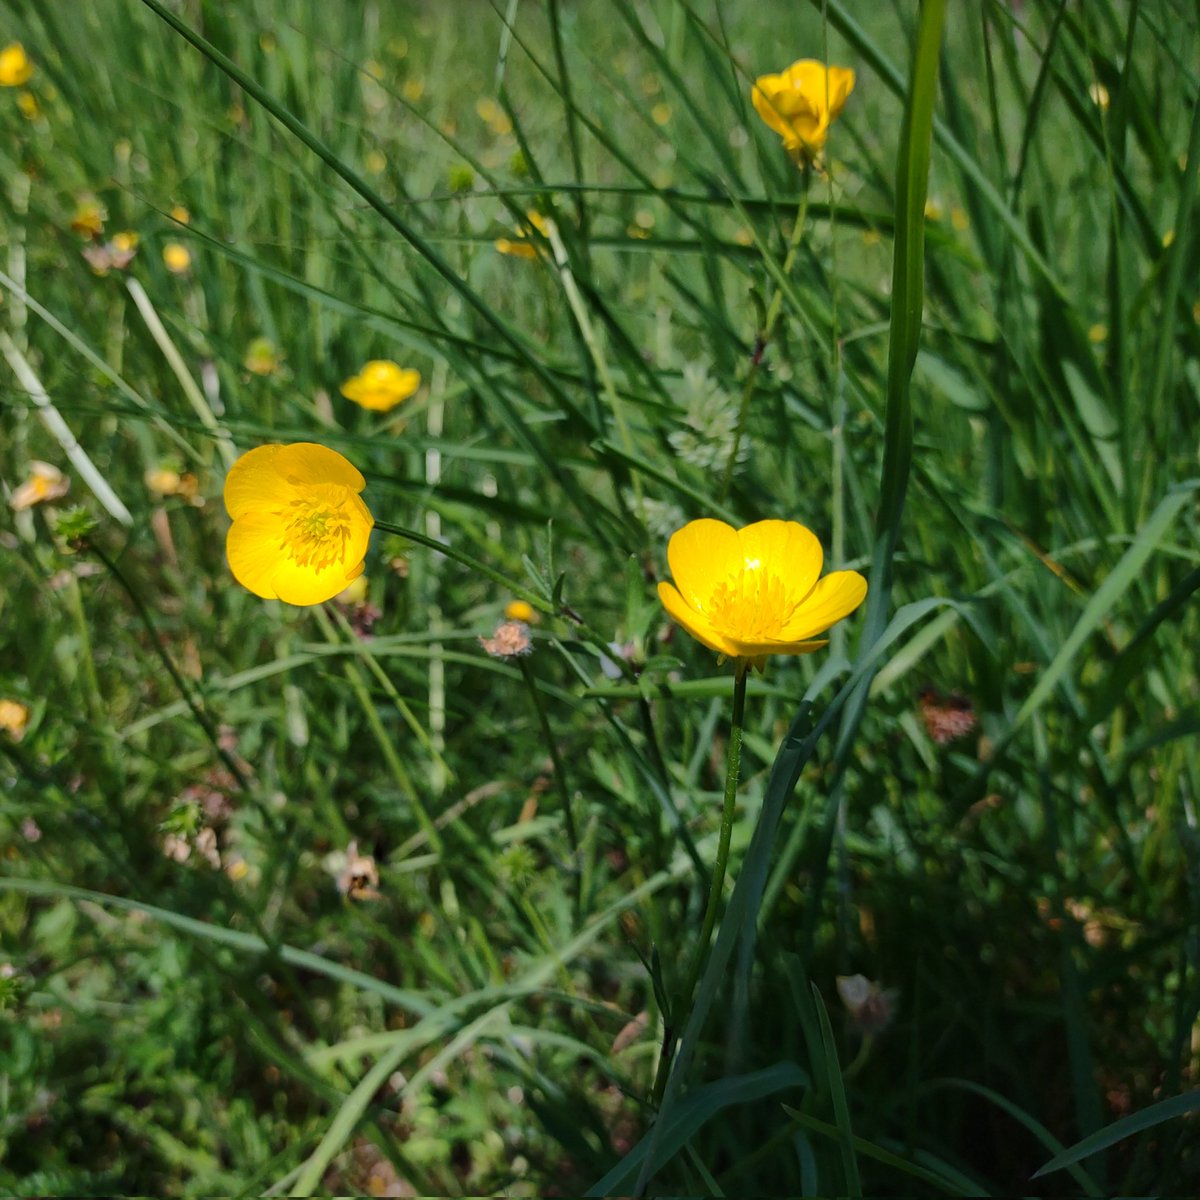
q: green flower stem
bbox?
[519,656,580,920]
[651,661,749,1108]
[719,179,811,502]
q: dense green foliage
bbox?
[2,0,1199,1194]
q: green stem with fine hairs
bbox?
[519,656,581,922]
[719,179,811,502]
[651,661,749,1108]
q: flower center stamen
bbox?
[279,492,353,572]
[706,565,796,642]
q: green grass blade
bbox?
[1032,1089,1200,1180]
[809,983,862,1198]
[586,1062,807,1195]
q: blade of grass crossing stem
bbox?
[1033,1090,1200,1180]
[813,0,946,934]
[587,1063,808,1196]
[612,596,955,1193]
[635,11,944,1189]
[811,983,862,1198]
[921,1079,1101,1194]
[779,1108,971,1196]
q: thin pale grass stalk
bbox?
[425,358,449,797]
[327,606,455,788]
[544,215,644,513]
[124,277,237,469]
[0,267,194,456]
[0,329,133,525]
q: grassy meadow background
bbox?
[2,0,1200,1193]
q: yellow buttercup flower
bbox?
[0,43,33,87]
[70,198,106,238]
[243,336,283,376]
[494,210,550,259]
[751,59,855,165]
[340,360,420,412]
[163,242,191,274]
[0,699,29,740]
[9,461,69,511]
[504,599,537,624]
[657,518,866,668]
[223,442,374,606]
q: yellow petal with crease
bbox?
[779,570,868,642]
[657,581,738,658]
[666,519,741,613]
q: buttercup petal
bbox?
[726,635,829,659]
[224,444,287,519]
[657,581,738,658]
[735,520,823,603]
[751,76,793,140]
[275,442,366,492]
[226,512,286,598]
[827,66,856,117]
[779,570,868,642]
[666,518,742,613]
[269,555,363,606]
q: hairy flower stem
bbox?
[89,539,252,798]
[519,657,581,922]
[719,181,811,502]
[651,662,748,1108]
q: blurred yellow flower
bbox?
[0,699,29,740]
[9,461,69,511]
[0,43,33,87]
[224,442,374,606]
[170,204,190,225]
[16,90,38,119]
[495,210,550,259]
[340,360,420,412]
[243,337,283,376]
[504,599,537,623]
[145,465,183,496]
[163,242,191,274]
[752,59,855,165]
[658,518,866,667]
[83,230,138,274]
[336,573,369,605]
[70,198,106,238]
